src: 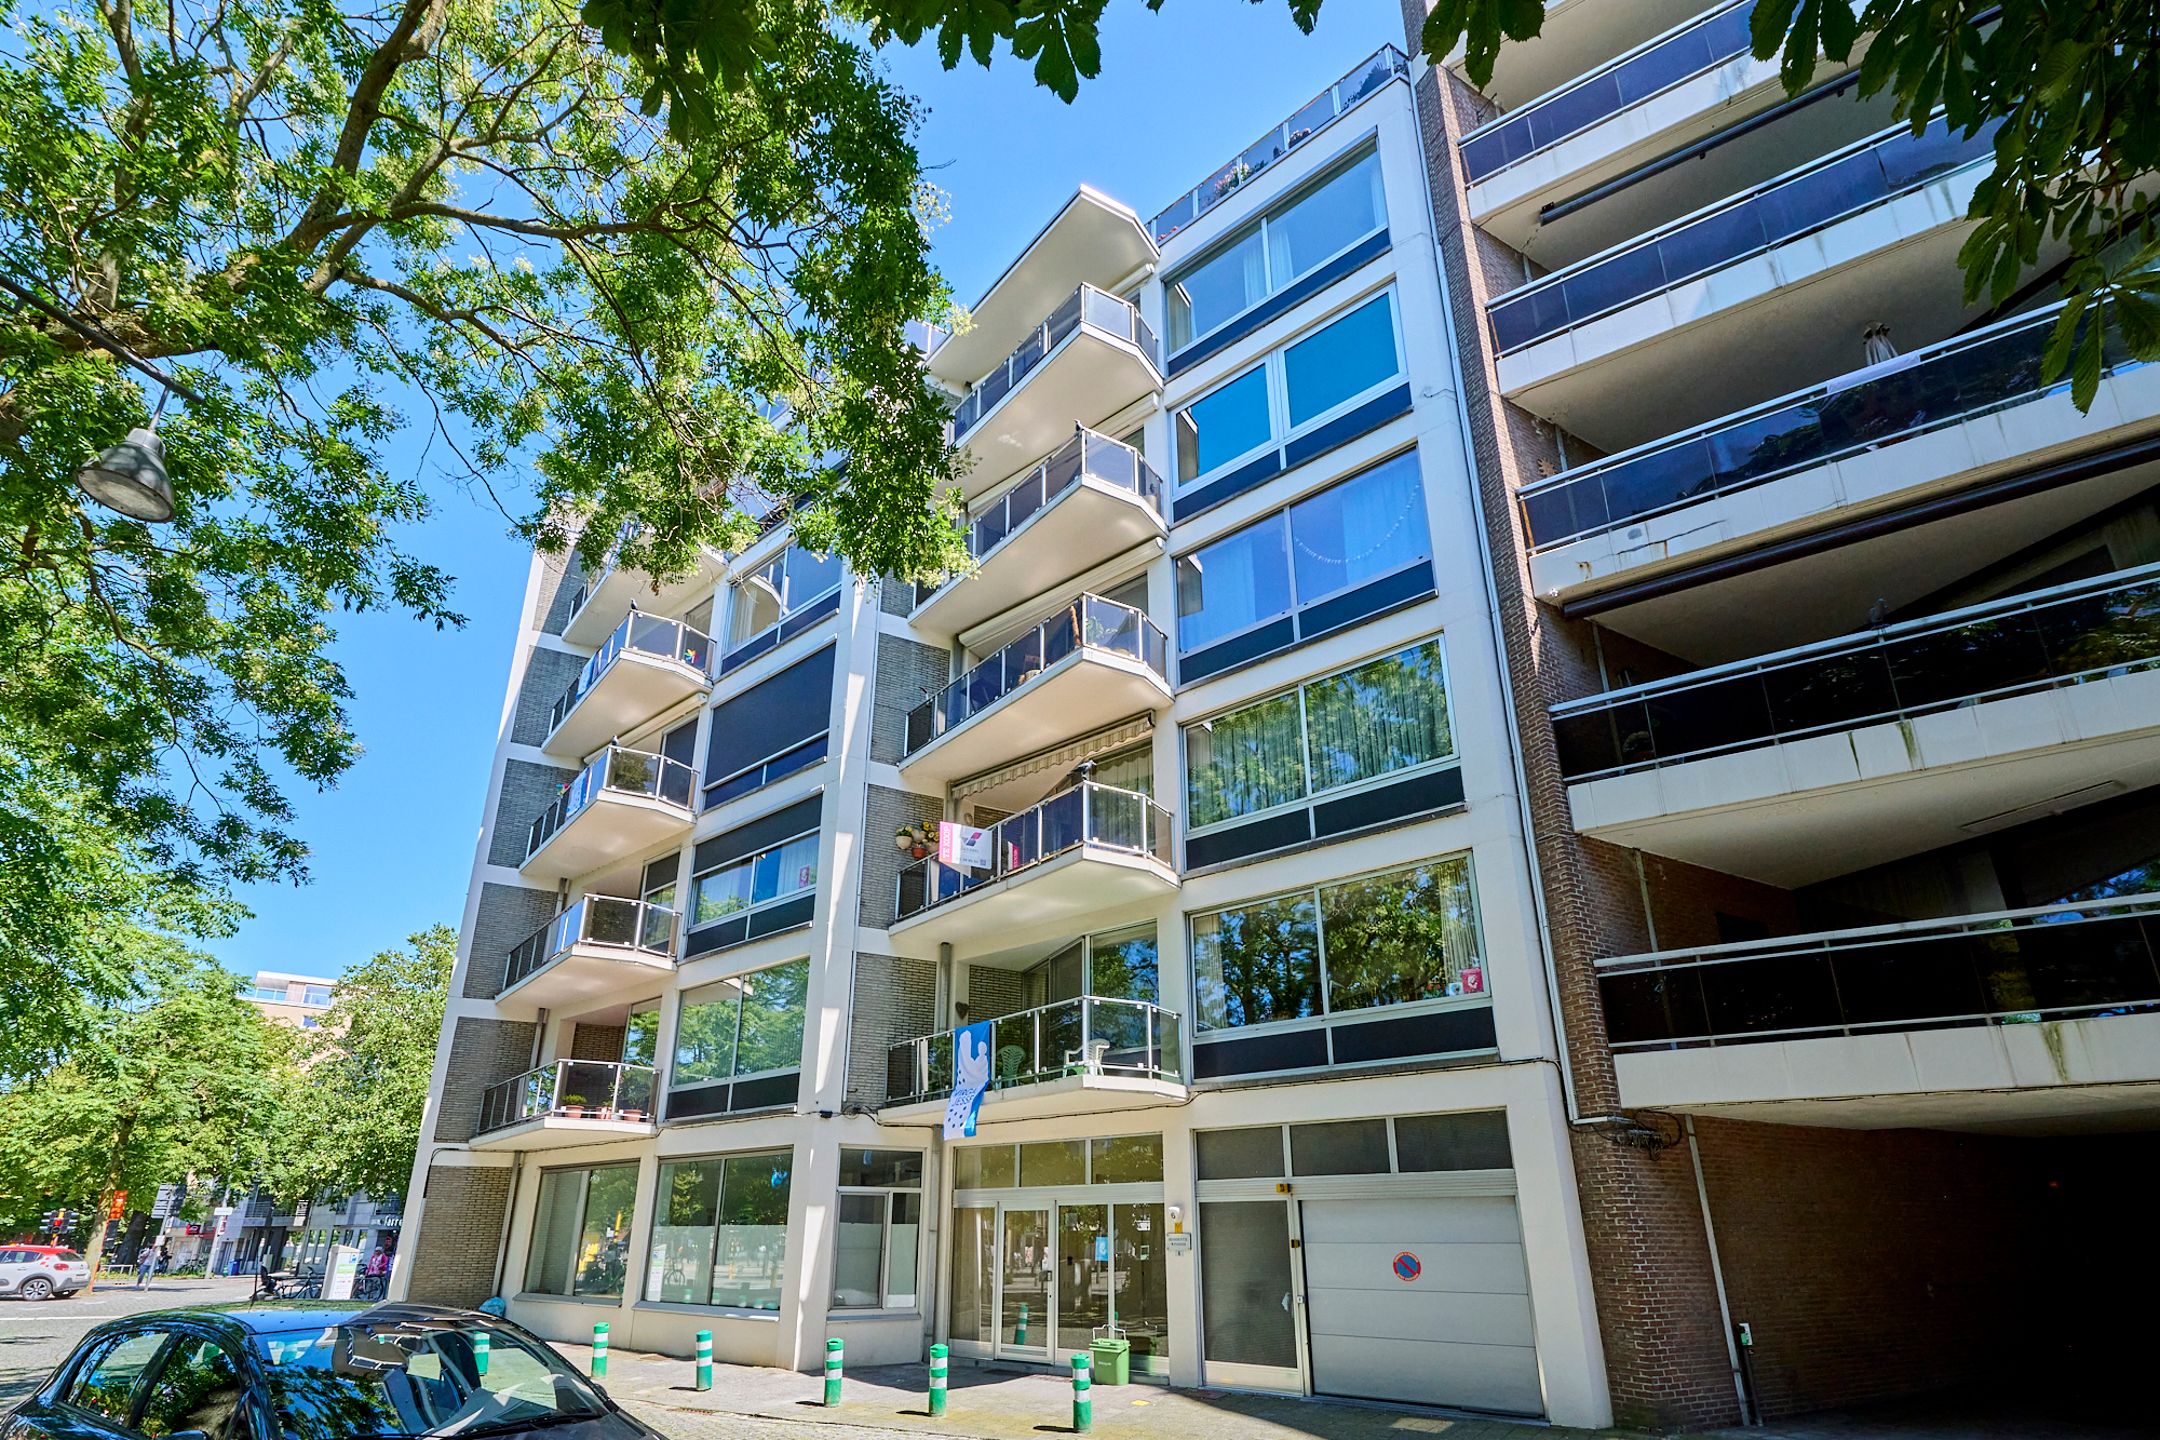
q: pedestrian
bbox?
[134,1244,157,1290]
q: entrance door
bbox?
[1055,1204,1110,1354]
[1297,1196,1541,1416]
[1112,1203,1169,1375]
[997,1206,1052,1357]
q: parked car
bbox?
[0,1246,89,1301]
[0,1304,666,1440]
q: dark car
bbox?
[0,1305,663,1440]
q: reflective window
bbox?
[951,1135,1159,1187]
[1175,516,1294,652]
[646,1152,792,1310]
[833,1152,923,1311]
[672,959,810,1087]
[139,1338,243,1440]
[728,542,842,650]
[1284,293,1398,428]
[67,1331,170,1424]
[1174,364,1271,480]
[261,1317,603,1440]
[524,1163,638,1299]
[691,831,818,924]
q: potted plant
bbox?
[558,1091,591,1118]
[1214,160,1253,197]
[897,822,934,859]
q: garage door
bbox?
[1299,1195,1541,1416]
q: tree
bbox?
[260,926,454,1206]
[0,950,291,1286]
[0,0,966,1025]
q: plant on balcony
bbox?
[897,823,934,859]
[557,1091,591,1118]
[1214,160,1253,197]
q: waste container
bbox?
[1089,1335,1130,1386]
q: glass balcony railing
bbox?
[917,428,1164,605]
[949,286,1160,439]
[502,895,679,994]
[1552,565,2160,781]
[477,1060,656,1134]
[1601,895,2160,1050]
[904,594,1168,755]
[1490,114,1998,354]
[886,996,1184,1104]
[525,745,695,862]
[894,781,1175,922]
[566,518,643,620]
[548,612,710,735]
[1150,45,1407,243]
[1459,0,1757,182]
[1518,305,2140,551]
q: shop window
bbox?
[525,1163,638,1299]
[833,1150,924,1311]
[645,1151,792,1309]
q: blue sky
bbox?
[203,0,1404,980]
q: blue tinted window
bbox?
[1283,293,1398,428]
[1176,518,1292,652]
[1175,364,1271,482]
[1288,450,1427,601]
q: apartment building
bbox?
[1403,0,2160,1427]
[396,45,1617,1426]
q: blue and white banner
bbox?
[943,1021,993,1139]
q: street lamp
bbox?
[75,425,174,522]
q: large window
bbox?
[525,1163,638,1299]
[645,1151,792,1310]
[703,645,834,808]
[672,959,810,1088]
[951,1134,1164,1189]
[1166,149,1386,352]
[1175,450,1429,657]
[691,831,818,927]
[1174,291,1403,485]
[832,1150,923,1311]
[727,542,842,651]
[1191,855,1484,1033]
[1187,640,1453,831]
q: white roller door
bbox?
[1299,1194,1542,1416]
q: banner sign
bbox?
[943,1021,994,1140]
[938,821,993,870]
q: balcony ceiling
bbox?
[881,1071,1190,1126]
[467,1115,656,1151]
[958,336,1162,498]
[519,791,692,885]
[914,485,1166,637]
[900,650,1170,788]
[929,188,1156,387]
[887,847,1178,958]
[494,945,676,1021]
[543,652,709,761]
[563,552,726,648]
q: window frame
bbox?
[523,1161,640,1301]
[830,1154,925,1313]
[687,828,820,931]
[135,1332,248,1440]
[1172,285,1406,493]
[667,957,811,1094]
[726,541,844,654]
[642,1149,794,1312]
[1172,447,1432,660]
[60,1327,178,1430]
[1182,636,1457,837]
[1164,144,1388,356]
[1188,852,1487,1039]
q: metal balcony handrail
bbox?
[893,779,1176,922]
[502,894,680,994]
[1488,112,1997,354]
[1516,302,2142,551]
[919,427,1164,606]
[903,594,1168,756]
[1458,0,1755,182]
[1550,562,2160,780]
[885,995,1185,1103]
[566,518,645,619]
[525,745,696,862]
[1151,45,1407,243]
[475,1059,657,1135]
[548,611,711,734]
[950,285,1161,439]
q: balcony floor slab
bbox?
[495,943,677,1020]
[900,650,1171,788]
[880,1072,1190,1125]
[543,652,709,762]
[469,1115,658,1151]
[520,792,693,885]
[887,846,1178,957]
[959,333,1160,499]
[913,482,1166,637]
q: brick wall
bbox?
[488,758,577,869]
[570,1022,626,1062]
[963,966,1026,1022]
[405,1165,514,1308]
[509,646,589,749]
[860,784,943,929]
[846,952,938,1106]
[878,576,920,618]
[872,633,951,764]
[463,882,563,999]
[433,1017,540,1143]
[533,548,583,636]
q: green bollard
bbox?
[824,1337,843,1407]
[590,1323,608,1380]
[928,1343,948,1418]
[1015,1302,1028,1346]
[1070,1352,1091,1434]
[472,1331,490,1377]
[695,1330,712,1392]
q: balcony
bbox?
[472,1060,657,1150]
[889,781,1177,949]
[1599,897,2160,1126]
[882,997,1187,1122]
[1556,566,2160,885]
[947,286,1161,495]
[912,428,1167,636]
[521,746,695,882]
[543,612,711,760]
[900,595,1171,787]
[1496,116,2001,439]
[563,536,727,648]
[1450,0,1711,118]
[496,895,678,1019]
[1149,45,1407,245]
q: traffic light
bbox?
[52,1209,69,1234]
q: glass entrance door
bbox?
[1113,1202,1169,1375]
[998,1206,1052,1357]
[1056,1204,1110,1354]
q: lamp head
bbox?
[75,427,174,522]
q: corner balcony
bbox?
[1599,897,2160,1128]
[912,428,1167,636]
[1554,566,2160,886]
[1450,0,1709,117]
[471,1060,657,1150]
[1495,115,2001,440]
[543,613,711,760]
[947,285,1161,496]
[899,595,1171,788]
[889,781,1177,949]
[881,996,1187,1122]
[563,540,727,648]
[1521,306,2160,626]
[495,895,678,1020]
[521,746,695,883]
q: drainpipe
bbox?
[1684,1117,1753,1423]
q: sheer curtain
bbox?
[1302,641,1452,793]
[1289,450,1427,602]
[1177,517,1290,651]
[1187,692,1305,827]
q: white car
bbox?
[0,1245,90,1300]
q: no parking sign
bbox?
[1392,1251,1422,1282]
